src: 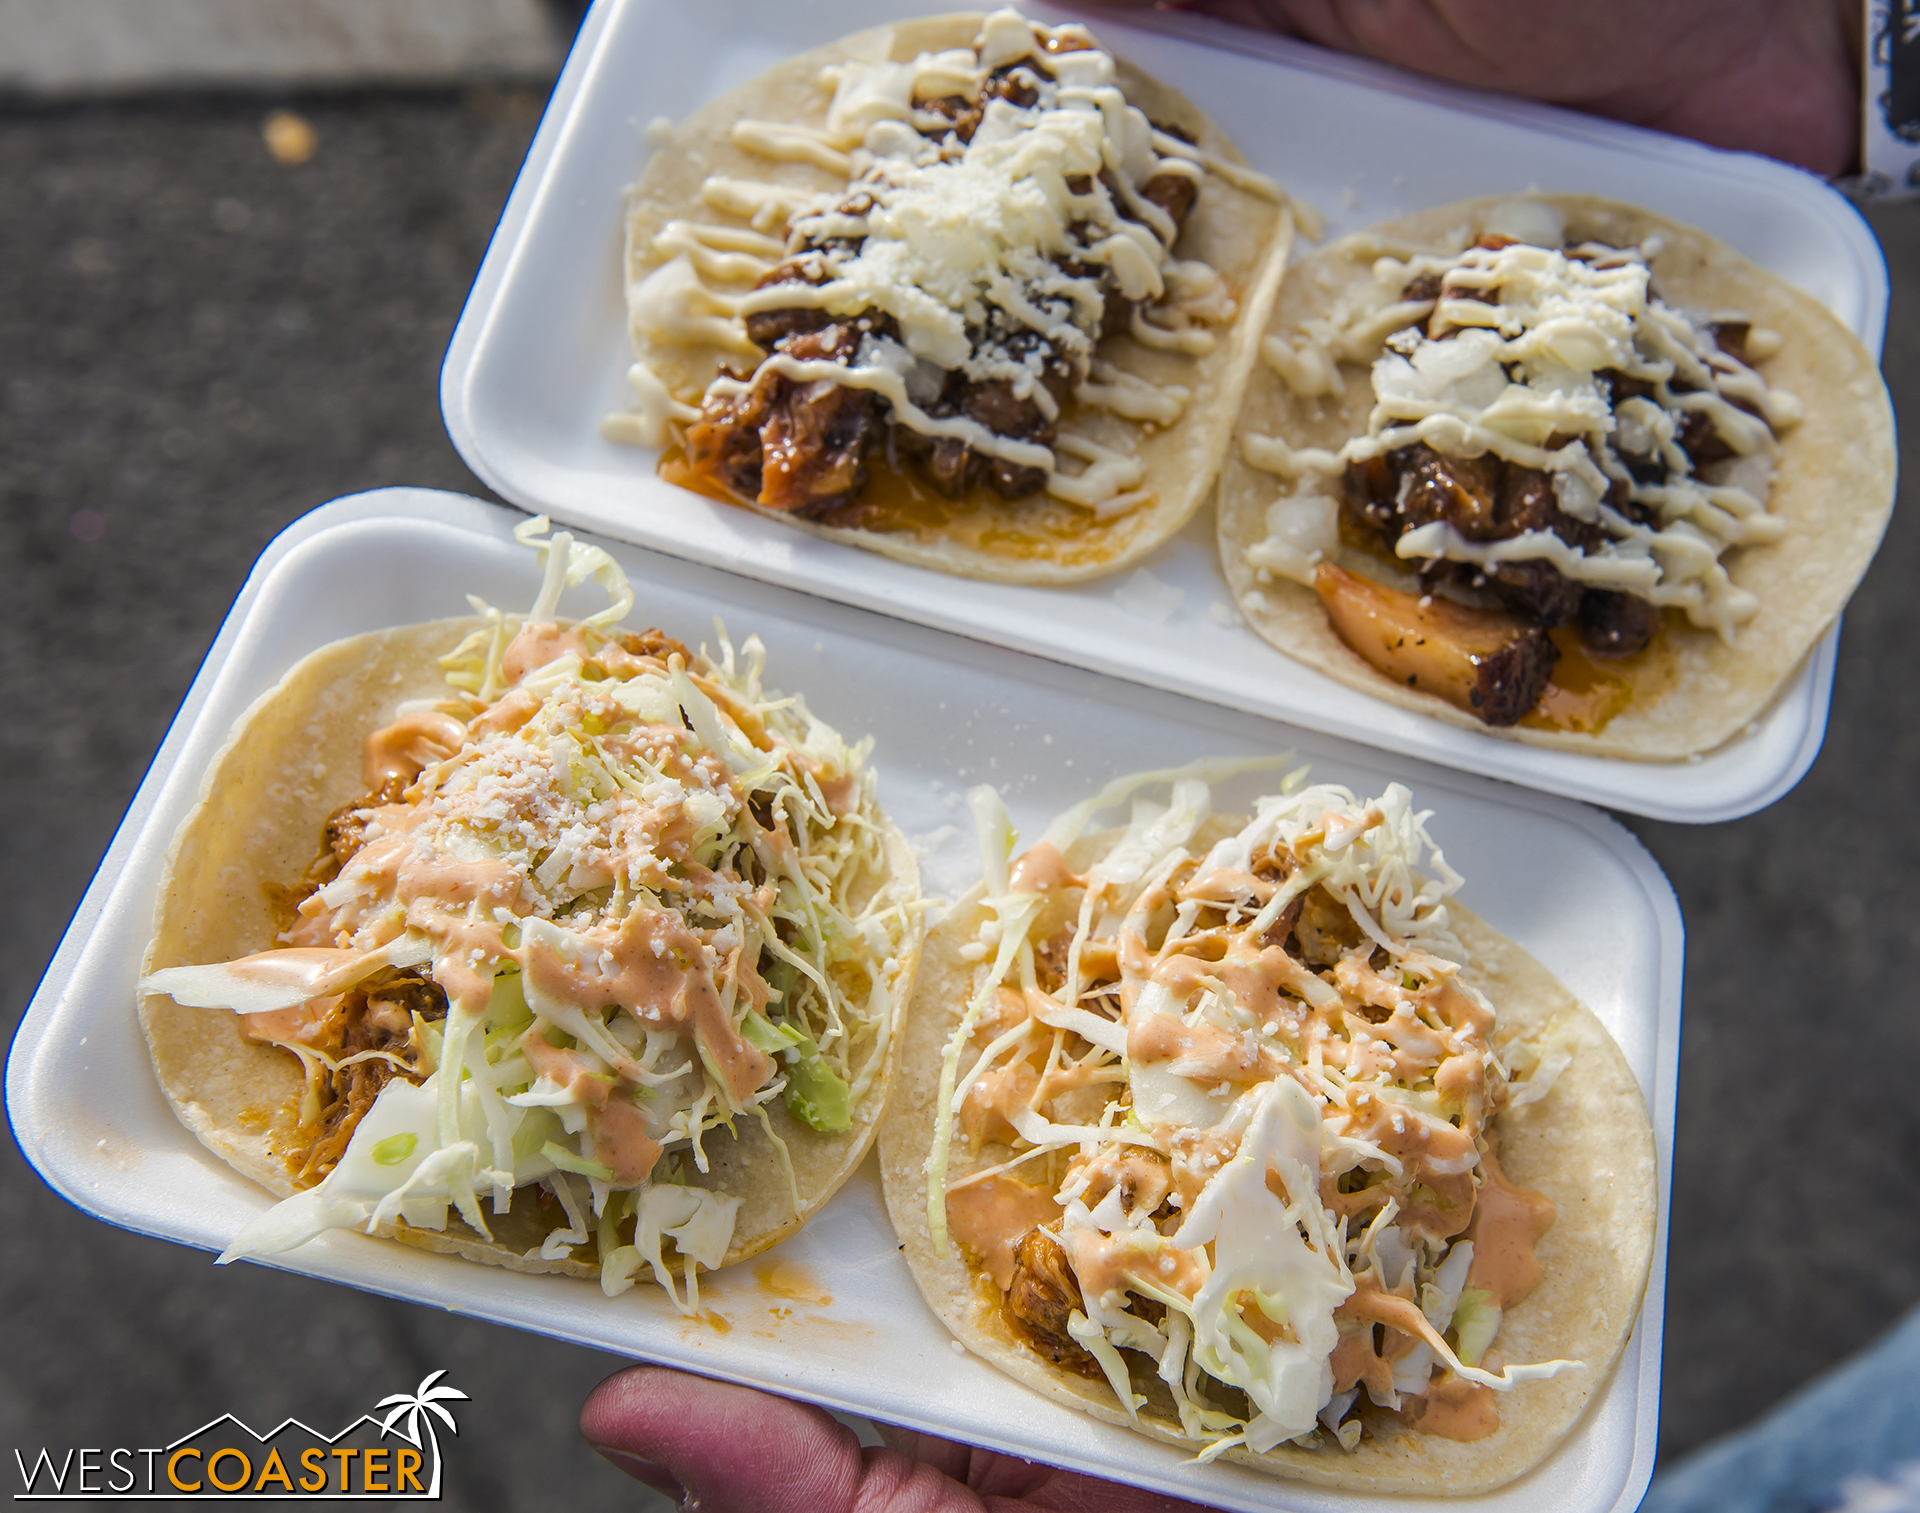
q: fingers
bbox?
[873,1426,1057,1503]
[582,1365,852,1511]
[873,1423,1217,1513]
[584,1365,1219,1513]
[876,1423,977,1484]
[581,1365,983,1513]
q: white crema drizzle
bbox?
[611,8,1281,510]
[1242,208,1800,640]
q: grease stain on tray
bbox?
[753,1257,833,1308]
[748,1315,873,1344]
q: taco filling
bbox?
[143,521,917,1309]
[922,771,1582,1456]
[609,8,1278,530]
[1239,200,1800,729]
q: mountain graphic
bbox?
[156,1372,466,1498]
[165,1411,386,1451]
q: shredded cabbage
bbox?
[152,520,916,1310]
[927,764,1582,1452]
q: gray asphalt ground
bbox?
[2,54,1915,1513]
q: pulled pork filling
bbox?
[683,65,1201,518]
[144,522,915,1310]
[282,970,447,1187]
[1241,203,1798,727]
[930,774,1577,1457]
[613,8,1261,522]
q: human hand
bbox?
[581,1364,1214,1512]
[1085,0,1860,175]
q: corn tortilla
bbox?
[879,822,1655,1493]
[140,616,919,1279]
[1217,195,1896,759]
[624,13,1293,585]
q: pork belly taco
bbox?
[1217,195,1895,757]
[603,8,1295,584]
[140,520,921,1308]
[879,767,1654,1491]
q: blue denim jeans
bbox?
[1641,1304,1920,1513]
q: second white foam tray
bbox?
[441,0,1888,822]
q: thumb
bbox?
[580,1365,984,1513]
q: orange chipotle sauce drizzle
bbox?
[949,833,1559,1445]
[1465,1148,1556,1307]
[1402,1370,1500,1441]
[269,617,780,1195]
[947,1175,1063,1291]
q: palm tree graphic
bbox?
[375,1370,469,1498]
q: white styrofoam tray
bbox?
[10,491,1680,1513]
[440,0,1887,825]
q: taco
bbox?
[1216,194,1895,757]
[880,769,1655,1491]
[602,8,1295,585]
[140,521,921,1308]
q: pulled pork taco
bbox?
[603,8,1294,584]
[880,767,1654,1491]
[141,520,921,1309]
[1217,195,1895,757]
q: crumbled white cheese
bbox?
[620,7,1244,506]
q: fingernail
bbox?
[590,1446,685,1498]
